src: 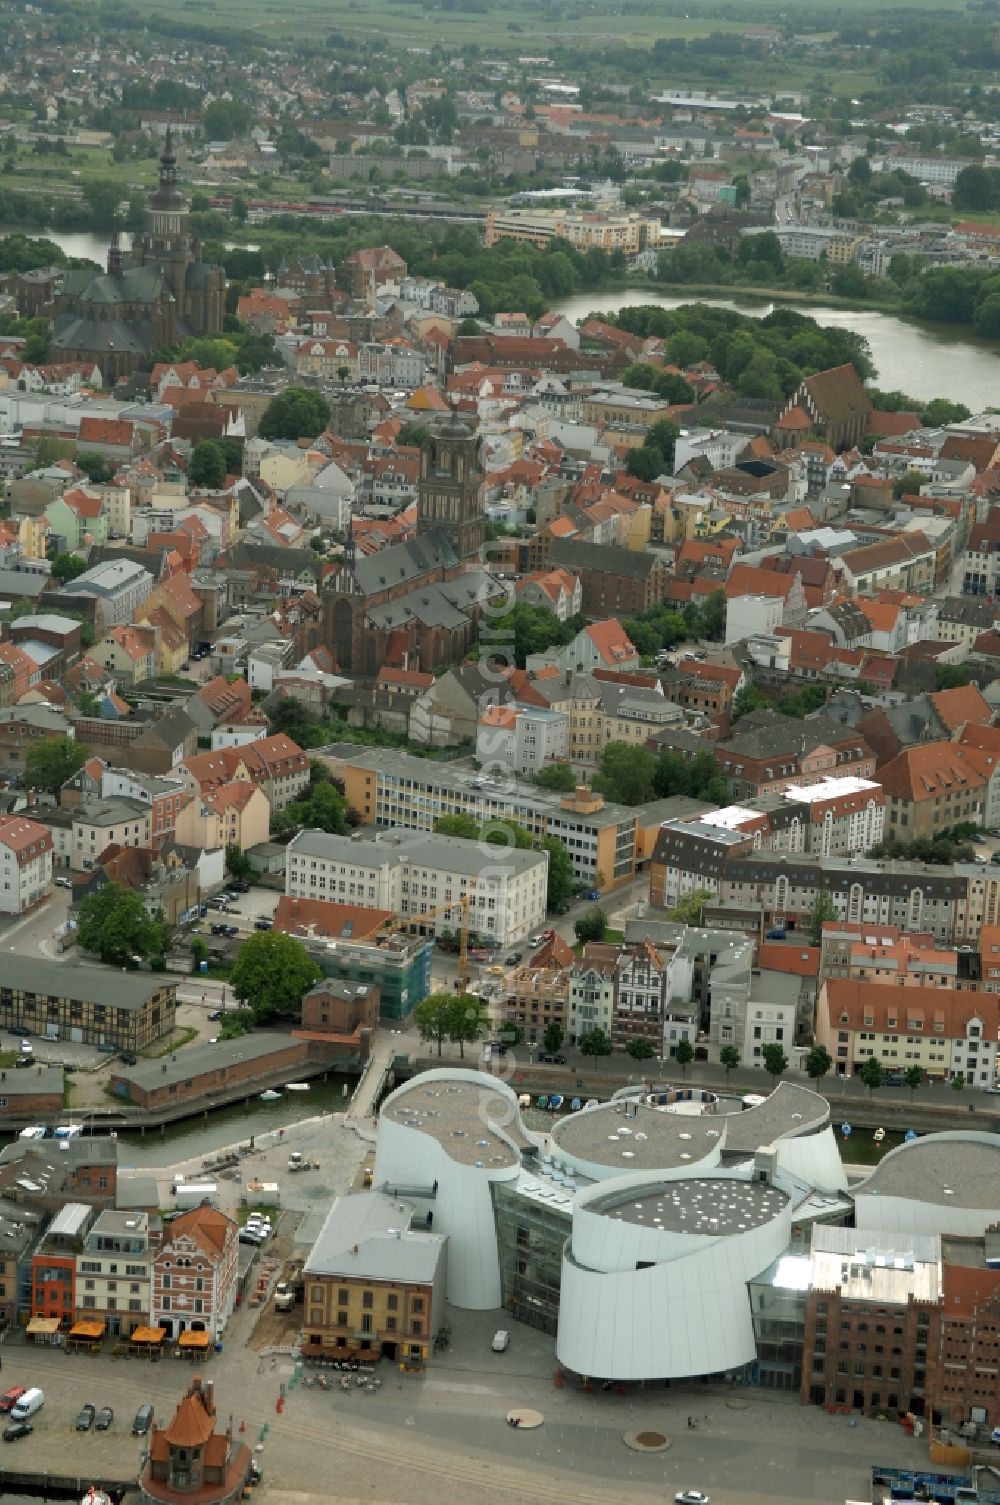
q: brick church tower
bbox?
[416,413,485,562]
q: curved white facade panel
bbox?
[556,1168,792,1381]
[773,1127,849,1195]
[374,1068,533,1310]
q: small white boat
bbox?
[259,1089,282,1102]
[54,1124,82,1139]
[19,1125,46,1140]
[285,1082,310,1092]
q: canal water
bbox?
[115,1073,356,1167]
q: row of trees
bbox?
[591,741,728,808]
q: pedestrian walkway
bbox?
[344,1034,397,1137]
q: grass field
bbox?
[124,0,971,47]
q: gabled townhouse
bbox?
[151,1203,239,1342]
[815,977,999,1085]
[174,779,270,854]
[94,623,158,688]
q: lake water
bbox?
[3,227,258,265]
[556,287,1000,409]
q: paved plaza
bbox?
[0,1288,927,1505]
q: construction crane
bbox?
[384,892,473,993]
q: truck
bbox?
[273,1282,295,1314]
[172,1180,219,1208]
[287,1152,304,1173]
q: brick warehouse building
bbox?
[0,959,175,1050]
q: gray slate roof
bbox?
[305,1191,446,1283]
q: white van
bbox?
[12,1388,44,1420]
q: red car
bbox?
[0,1388,26,1414]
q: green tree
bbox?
[808,891,836,946]
[627,1037,656,1060]
[859,1057,884,1096]
[951,1073,966,1093]
[269,697,321,747]
[77,882,170,966]
[225,845,253,880]
[272,780,348,839]
[805,1045,832,1083]
[25,735,88,794]
[762,1042,788,1081]
[433,813,480,841]
[413,991,454,1056]
[674,1037,694,1076]
[574,907,606,944]
[229,932,321,1023]
[259,388,331,442]
[592,742,656,805]
[904,1064,925,1097]
[579,1026,612,1056]
[719,1044,740,1082]
[934,665,974,691]
[188,439,228,489]
[667,888,714,926]
[74,452,115,484]
[532,763,577,792]
[49,552,87,585]
[893,468,925,500]
[542,835,575,911]
[543,1021,564,1054]
[446,992,487,1060]
[220,1007,254,1039]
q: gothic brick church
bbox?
[322,413,500,677]
[49,130,225,384]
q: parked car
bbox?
[210,924,226,936]
[0,1387,26,1414]
[2,1422,32,1442]
[11,1389,43,1421]
[132,1403,154,1436]
[54,876,72,889]
[254,918,273,931]
[13,1056,31,1069]
[229,879,250,893]
[222,925,239,938]
[76,1403,95,1431]
[95,1406,113,1431]
[585,889,601,901]
[491,1330,510,1352]
[207,1010,222,1022]
[675,1494,710,1505]
[504,952,522,966]
[119,1052,137,1066]
[540,1052,566,1065]
[529,935,544,948]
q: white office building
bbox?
[285,829,548,947]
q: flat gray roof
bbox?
[382,1076,529,1168]
[0,1066,64,1096]
[552,1099,722,1172]
[857,1136,1000,1210]
[319,743,636,832]
[0,958,174,1011]
[305,1191,446,1282]
[289,828,546,878]
[113,1031,300,1089]
[595,1176,788,1234]
[718,1081,830,1157]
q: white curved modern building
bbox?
[372,1069,859,1378]
[374,1068,536,1309]
[853,1131,1000,1238]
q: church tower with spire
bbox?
[131,128,225,337]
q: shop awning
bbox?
[26,1316,60,1335]
[129,1326,166,1344]
[68,1320,106,1339]
[178,1330,211,1348]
